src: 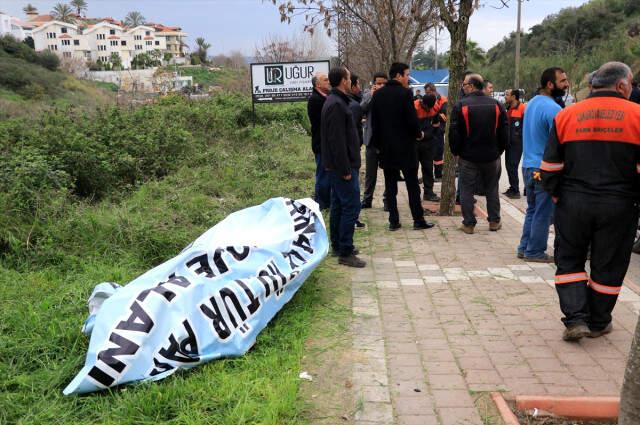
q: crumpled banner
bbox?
[64,197,328,395]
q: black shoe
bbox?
[503,188,521,199]
[355,220,366,230]
[562,324,590,341]
[413,221,435,230]
[388,222,401,231]
[361,201,372,209]
[332,248,359,257]
[423,193,440,202]
[588,323,613,338]
[383,203,389,212]
[338,254,366,268]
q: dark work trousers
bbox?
[434,134,444,179]
[328,169,360,256]
[505,139,523,193]
[553,192,638,331]
[315,153,331,209]
[458,158,501,226]
[416,141,436,197]
[362,146,379,205]
[383,167,424,225]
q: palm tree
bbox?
[70,0,88,17]
[51,3,76,23]
[195,37,211,63]
[123,11,146,28]
[465,40,486,69]
[22,3,37,14]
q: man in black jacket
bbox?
[307,72,331,209]
[370,62,434,231]
[321,67,366,268]
[450,73,508,234]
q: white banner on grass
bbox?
[64,197,328,395]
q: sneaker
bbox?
[517,251,524,259]
[423,193,440,202]
[389,222,402,231]
[338,254,367,268]
[355,220,366,230]
[413,221,435,230]
[562,324,590,341]
[588,323,613,338]
[332,248,359,257]
[489,221,502,231]
[524,254,554,263]
[361,201,372,209]
[459,224,475,234]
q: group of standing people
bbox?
[308,59,640,343]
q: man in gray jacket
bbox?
[360,72,388,209]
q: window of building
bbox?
[109,29,116,35]
[84,51,91,58]
[146,40,152,46]
[121,40,127,46]
[110,40,118,46]
[47,32,56,39]
[48,44,58,51]
[61,27,67,34]
[135,35,142,40]
[74,39,80,46]
[62,39,70,46]
[145,31,150,36]
[98,45,107,51]
[155,40,160,46]
[136,44,142,50]
[63,51,71,58]
[97,33,105,40]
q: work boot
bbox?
[503,188,521,199]
[413,220,435,230]
[588,323,613,338]
[524,254,554,263]
[338,254,366,268]
[459,224,475,234]
[361,201,372,209]
[388,222,402,231]
[332,248,359,257]
[355,220,366,230]
[489,221,502,231]
[562,324,590,341]
[517,251,524,259]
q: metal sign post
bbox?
[249,60,330,126]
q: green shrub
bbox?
[35,50,60,71]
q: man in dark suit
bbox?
[307,72,331,209]
[370,62,435,231]
[321,67,366,268]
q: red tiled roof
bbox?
[108,35,120,40]
[30,15,53,22]
[59,34,72,39]
[144,36,153,40]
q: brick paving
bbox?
[347,168,640,425]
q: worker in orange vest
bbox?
[504,88,526,199]
[424,83,448,180]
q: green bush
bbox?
[34,50,60,71]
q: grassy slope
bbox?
[0,53,115,119]
[0,102,345,424]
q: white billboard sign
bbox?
[251,60,330,103]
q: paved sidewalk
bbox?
[348,171,639,425]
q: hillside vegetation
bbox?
[480,0,640,96]
[0,35,115,119]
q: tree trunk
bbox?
[438,17,469,215]
[620,316,640,423]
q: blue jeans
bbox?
[315,154,331,209]
[329,169,360,256]
[517,167,554,257]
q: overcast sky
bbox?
[0,0,591,55]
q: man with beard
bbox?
[517,67,569,262]
[503,88,526,199]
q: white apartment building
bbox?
[23,14,186,69]
[0,12,29,40]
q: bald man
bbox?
[308,72,331,209]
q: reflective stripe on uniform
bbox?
[555,272,588,284]
[433,160,444,165]
[588,279,622,295]
[462,105,470,136]
[540,161,564,172]
[637,163,640,174]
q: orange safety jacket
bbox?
[541,91,640,200]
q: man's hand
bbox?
[552,196,559,204]
[343,174,352,181]
[416,131,424,141]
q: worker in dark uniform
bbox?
[503,88,526,199]
[541,62,640,341]
[414,93,441,202]
[424,83,448,180]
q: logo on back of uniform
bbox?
[265,66,284,85]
